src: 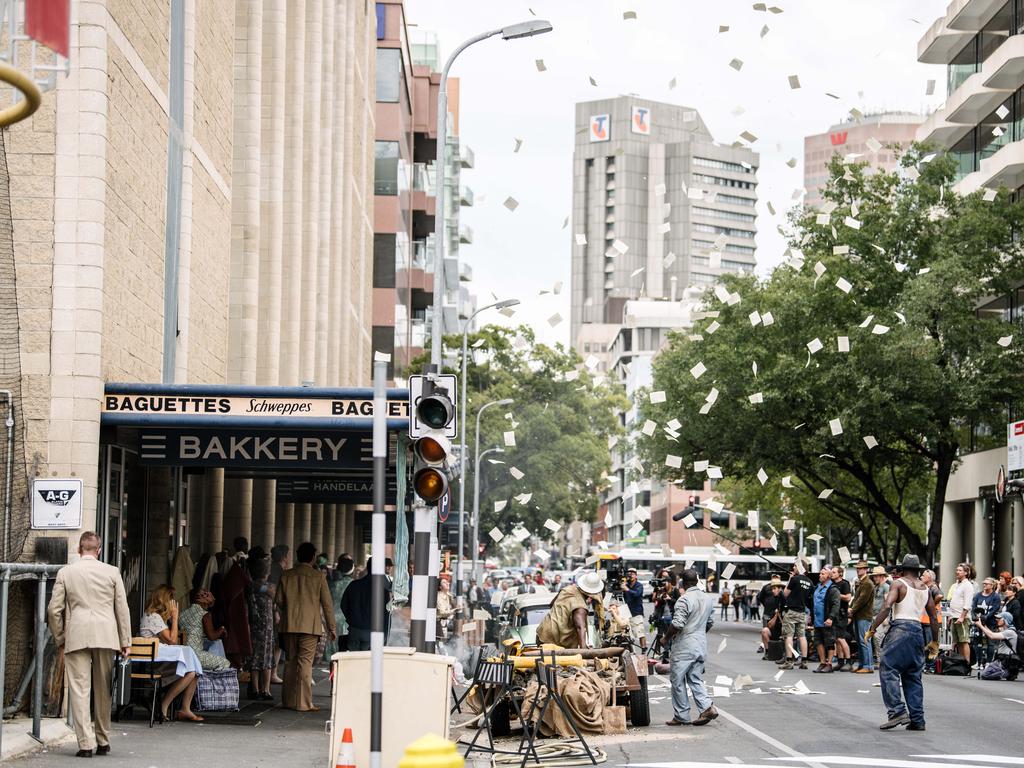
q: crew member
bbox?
[623,568,647,650]
[536,572,605,648]
[866,554,939,732]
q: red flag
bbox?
[25,0,70,59]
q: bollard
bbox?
[397,734,464,768]
[31,572,46,742]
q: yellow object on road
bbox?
[512,654,585,670]
[398,734,464,768]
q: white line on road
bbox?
[769,758,1012,768]
[910,758,1024,766]
[725,758,743,764]
[1002,697,1024,705]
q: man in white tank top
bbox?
[865,554,939,732]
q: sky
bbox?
[404,0,951,348]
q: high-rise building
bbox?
[916,0,1024,589]
[803,112,924,208]
[570,97,759,367]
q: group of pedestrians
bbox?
[718,583,760,622]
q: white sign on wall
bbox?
[31,478,84,530]
[1008,420,1024,472]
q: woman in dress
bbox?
[177,588,231,671]
[139,585,203,722]
[247,554,275,701]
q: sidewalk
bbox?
[9,670,335,768]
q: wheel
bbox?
[628,675,650,727]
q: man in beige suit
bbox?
[47,531,131,758]
[274,541,335,711]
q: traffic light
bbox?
[408,374,458,438]
[408,374,458,505]
[413,431,451,503]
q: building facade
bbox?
[0,0,378,689]
[803,112,923,208]
[570,97,759,366]
[917,0,1024,587]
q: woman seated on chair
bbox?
[139,585,204,722]
[178,588,232,672]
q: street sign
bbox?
[31,478,83,530]
[1009,420,1024,472]
[438,490,450,522]
[103,391,409,421]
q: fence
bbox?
[0,562,63,755]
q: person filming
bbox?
[974,611,1019,680]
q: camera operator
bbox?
[972,578,1002,663]
[651,570,679,660]
[974,611,1019,680]
[623,568,647,651]
[757,575,785,657]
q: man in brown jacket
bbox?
[47,531,131,757]
[274,541,335,711]
[848,560,877,673]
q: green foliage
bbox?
[638,146,1024,563]
[413,325,627,552]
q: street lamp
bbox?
[473,446,505,582]
[429,20,553,370]
[454,301,518,601]
[471,397,514,578]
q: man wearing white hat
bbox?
[536,572,605,649]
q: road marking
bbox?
[725,758,742,764]
[714,708,823,767]
[910,759,1024,766]
[771,758,1008,768]
[1002,697,1024,705]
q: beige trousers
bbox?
[65,648,114,750]
[282,633,319,710]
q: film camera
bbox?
[604,559,627,595]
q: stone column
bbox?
[334,504,347,557]
[1014,498,1024,577]
[974,498,993,580]
[940,502,962,590]
[996,500,1013,575]
[146,468,174,598]
[310,503,324,553]
[252,478,276,548]
[204,469,225,553]
[223,477,253,547]
[295,502,311,545]
[275,501,294,556]
[187,475,205,554]
[324,503,336,561]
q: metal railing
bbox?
[0,562,64,755]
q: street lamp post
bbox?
[473,446,505,582]
[454,301,518,602]
[471,398,514,579]
[429,19,553,370]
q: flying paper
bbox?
[836,277,852,294]
[681,513,698,528]
[510,466,525,480]
[690,362,707,379]
[749,392,763,404]
[495,500,508,513]
[503,197,519,211]
[829,418,843,436]
[757,467,768,485]
[650,390,666,403]
[504,431,516,447]
[641,420,656,436]
[721,563,737,580]
[837,546,852,563]
[818,488,834,499]
[665,454,682,469]
[489,528,504,542]
[838,336,850,353]
[807,338,823,354]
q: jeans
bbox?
[348,627,371,651]
[879,620,925,725]
[669,651,712,722]
[855,618,874,670]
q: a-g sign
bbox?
[589,114,609,142]
[32,479,84,530]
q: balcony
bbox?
[459,185,474,207]
[459,225,473,244]
[444,255,459,292]
[946,0,1007,31]
[958,139,1024,194]
[918,14,976,63]
[459,262,473,282]
[983,34,1024,89]
[916,107,973,149]
[460,143,475,169]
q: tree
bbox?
[638,147,1024,564]
[413,325,626,553]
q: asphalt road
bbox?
[608,620,1024,768]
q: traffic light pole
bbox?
[370,361,387,768]
[410,500,432,653]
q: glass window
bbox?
[979,96,1014,161]
[374,141,400,195]
[947,36,979,95]
[375,48,402,103]
[948,130,977,181]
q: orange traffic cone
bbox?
[335,727,355,768]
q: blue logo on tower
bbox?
[631,106,651,135]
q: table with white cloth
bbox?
[131,644,205,678]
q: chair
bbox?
[451,644,491,715]
[519,655,595,768]
[461,659,534,761]
[127,637,163,727]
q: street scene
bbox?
[1,0,1024,767]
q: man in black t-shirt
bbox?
[757,576,785,657]
[778,563,813,670]
[830,566,853,670]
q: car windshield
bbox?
[521,606,550,625]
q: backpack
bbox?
[981,660,1008,680]
[937,652,971,676]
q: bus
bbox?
[611,547,822,593]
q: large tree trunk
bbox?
[927,450,956,564]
